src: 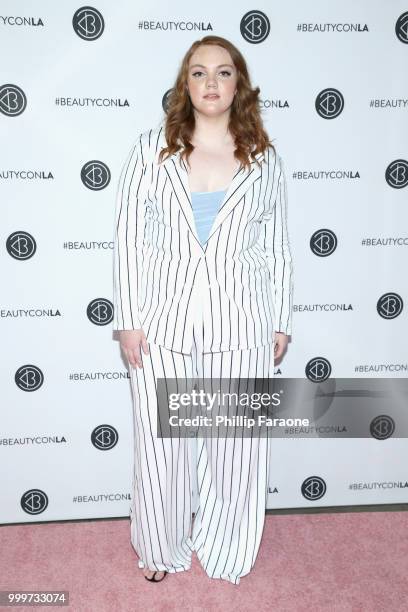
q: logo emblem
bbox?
[162,88,173,113]
[240,10,270,44]
[377,293,403,319]
[310,229,337,257]
[91,425,119,450]
[21,489,49,514]
[7,231,36,260]
[301,476,327,501]
[395,12,408,44]
[73,7,104,40]
[0,84,27,116]
[81,161,111,190]
[370,415,395,440]
[315,88,344,119]
[87,299,114,325]
[385,160,408,189]
[15,365,44,392]
[305,358,332,382]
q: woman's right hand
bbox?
[119,329,150,369]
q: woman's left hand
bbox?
[274,331,289,361]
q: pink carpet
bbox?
[1,511,407,611]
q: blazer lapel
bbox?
[159,129,265,249]
[161,150,199,246]
[204,155,263,244]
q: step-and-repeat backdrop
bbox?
[2,1,407,523]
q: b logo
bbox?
[21,489,49,515]
[87,298,114,325]
[0,84,27,116]
[377,293,403,320]
[310,229,337,257]
[301,476,327,501]
[73,7,104,41]
[385,160,408,189]
[162,88,174,113]
[315,88,344,119]
[81,161,111,190]
[370,415,395,440]
[91,425,119,450]
[395,12,408,44]
[15,365,44,392]
[240,10,270,44]
[305,358,332,383]
[7,232,36,260]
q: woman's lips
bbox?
[204,94,219,99]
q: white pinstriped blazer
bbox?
[112,123,294,354]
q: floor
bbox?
[1,506,407,611]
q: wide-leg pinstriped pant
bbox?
[127,315,274,585]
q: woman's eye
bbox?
[191,70,232,78]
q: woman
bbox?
[113,35,294,584]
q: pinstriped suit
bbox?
[112,123,294,352]
[112,122,294,584]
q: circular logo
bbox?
[315,88,344,119]
[81,161,111,190]
[370,415,395,440]
[301,476,327,501]
[91,424,119,450]
[310,229,337,257]
[87,298,114,325]
[385,159,408,189]
[377,293,403,319]
[240,10,270,44]
[305,357,332,383]
[395,12,408,44]
[162,88,174,113]
[15,365,44,392]
[0,84,27,116]
[6,231,36,260]
[73,6,104,40]
[21,489,49,515]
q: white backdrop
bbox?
[1,1,407,524]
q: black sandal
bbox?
[144,570,168,583]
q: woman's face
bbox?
[186,44,238,118]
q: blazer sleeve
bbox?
[112,133,147,331]
[261,153,294,336]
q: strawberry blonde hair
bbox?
[158,35,276,172]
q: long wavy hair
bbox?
[158,35,275,172]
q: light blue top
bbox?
[191,189,227,246]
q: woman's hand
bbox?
[274,331,289,361]
[119,329,150,369]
